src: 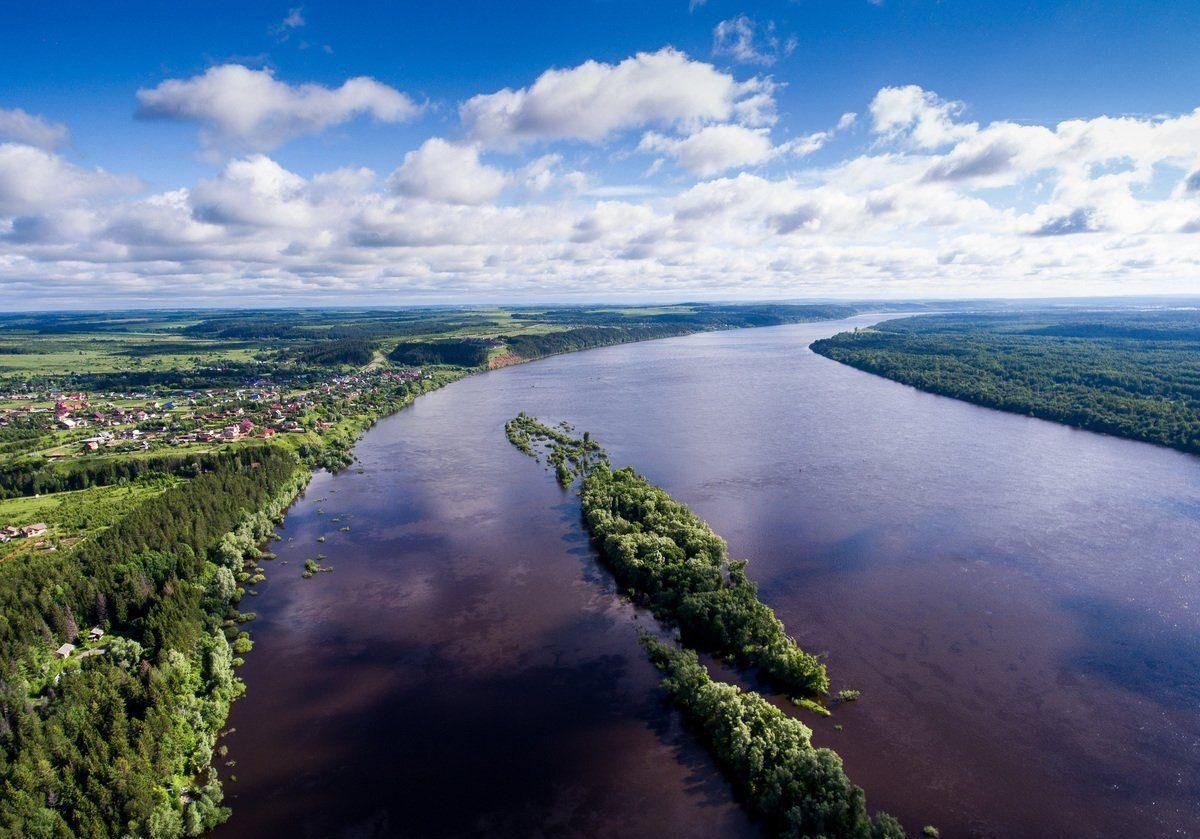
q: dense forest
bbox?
[644,639,904,838]
[0,445,306,836]
[388,338,495,367]
[0,451,227,500]
[812,311,1200,455]
[290,338,375,367]
[582,462,829,695]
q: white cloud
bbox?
[190,154,319,228]
[639,109,851,177]
[870,85,975,149]
[136,64,422,152]
[0,143,137,216]
[9,73,1200,306]
[641,125,777,176]
[460,48,775,148]
[0,108,69,149]
[712,16,796,66]
[282,7,305,28]
[387,138,509,205]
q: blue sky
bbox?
[2,0,1200,306]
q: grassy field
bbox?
[0,480,178,561]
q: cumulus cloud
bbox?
[712,16,796,66]
[387,138,508,205]
[136,64,422,152]
[871,85,975,149]
[640,125,777,176]
[190,154,318,228]
[460,48,775,148]
[639,110,852,177]
[0,108,69,149]
[0,143,138,216]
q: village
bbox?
[0,366,427,459]
[0,365,430,552]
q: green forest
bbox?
[0,445,305,836]
[644,639,903,838]
[812,311,1200,454]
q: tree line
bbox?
[644,639,904,838]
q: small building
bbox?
[55,643,75,659]
[88,627,105,642]
[21,523,48,538]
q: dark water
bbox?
[216,315,1200,839]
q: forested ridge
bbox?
[388,304,863,370]
[505,414,908,837]
[812,311,1200,454]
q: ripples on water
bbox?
[216,315,1200,839]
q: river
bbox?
[216,314,1200,838]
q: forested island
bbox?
[505,413,908,838]
[812,310,1200,455]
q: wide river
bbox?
[216,315,1200,839]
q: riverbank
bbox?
[812,310,1200,456]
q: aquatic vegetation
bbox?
[798,697,832,717]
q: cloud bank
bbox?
[2,51,1200,307]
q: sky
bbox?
[2,0,1200,308]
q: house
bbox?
[21,523,47,538]
[55,643,75,659]
[88,627,105,642]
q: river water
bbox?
[216,315,1200,838]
